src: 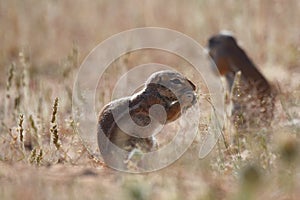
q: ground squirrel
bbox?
[97,70,197,168]
[207,32,275,129]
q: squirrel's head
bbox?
[145,70,197,110]
[207,32,240,75]
[208,32,237,52]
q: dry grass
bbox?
[0,0,300,200]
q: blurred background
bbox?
[1,0,299,83]
[0,1,299,199]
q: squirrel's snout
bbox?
[181,91,197,107]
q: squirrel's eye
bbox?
[171,79,182,84]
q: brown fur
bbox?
[208,33,275,129]
[97,70,197,167]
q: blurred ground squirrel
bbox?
[97,70,197,167]
[207,32,276,129]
